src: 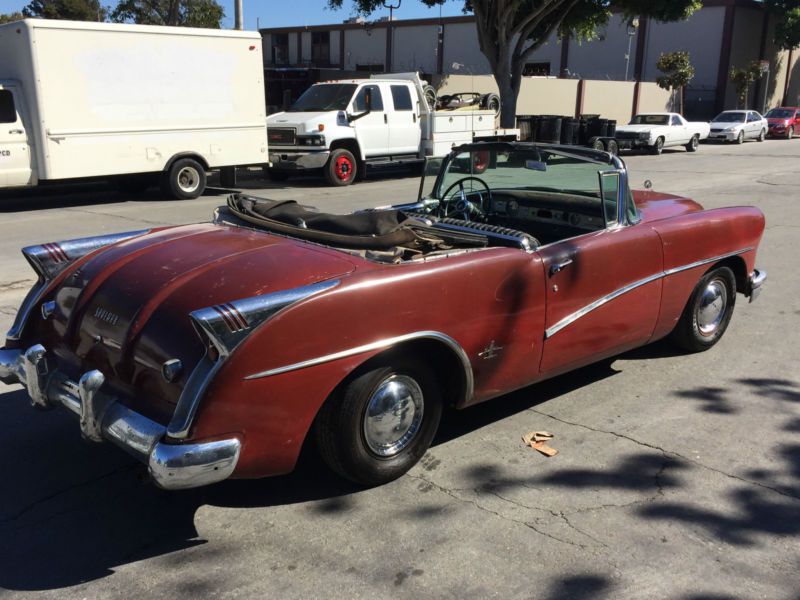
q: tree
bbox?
[22,0,107,21]
[328,0,701,127]
[111,0,225,28]
[765,0,800,50]
[729,61,764,109]
[655,51,694,115]
[0,12,25,23]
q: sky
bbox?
[0,0,467,30]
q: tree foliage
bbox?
[656,51,694,114]
[328,0,701,127]
[22,0,107,21]
[0,11,25,23]
[730,61,764,109]
[765,0,800,50]
[111,0,225,28]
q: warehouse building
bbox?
[260,0,799,119]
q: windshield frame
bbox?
[421,142,637,227]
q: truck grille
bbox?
[268,128,296,146]
[614,131,640,140]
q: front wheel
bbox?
[670,266,736,352]
[650,137,664,155]
[788,126,794,140]
[736,131,745,144]
[324,148,357,186]
[686,134,699,152]
[314,358,442,486]
[757,128,766,142]
[161,158,206,200]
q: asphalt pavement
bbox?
[0,139,798,599]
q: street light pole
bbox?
[383,0,401,72]
[234,0,243,30]
[624,17,639,81]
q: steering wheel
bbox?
[440,176,492,222]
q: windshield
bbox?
[287,84,357,112]
[433,147,616,200]
[712,112,746,123]
[765,108,795,119]
[630,115,669,125]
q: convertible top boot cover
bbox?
[227,194,425,250]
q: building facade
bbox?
[260,0,799,119]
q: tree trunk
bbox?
[497,72,519,129]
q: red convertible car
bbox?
[0,143,766,489]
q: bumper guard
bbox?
[748,269,767,303]
[0,345,240,490]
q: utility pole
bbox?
[383,0,400,72]
[234,0,243,30]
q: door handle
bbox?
[384,114,388,124]
[549,258,573,277]
[8,129,24,135]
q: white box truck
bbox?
[0,19,268,199]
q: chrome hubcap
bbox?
[363,375,424,457]
[177,167,200,193]
[697,279,727,335]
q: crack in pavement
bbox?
[63,207,167,227]
[0,464,137,529]
[0,278,35,292]
[529,408,800,502]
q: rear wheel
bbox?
[160,158,206,200]
[686,134,699,152]
[606,139,619,155]
[670,266,736,352]
[324,148,357,186]
[314,358,442,486]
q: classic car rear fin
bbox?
[167,278,341,439]
[6,230,150,343]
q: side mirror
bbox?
[348,87,373,123]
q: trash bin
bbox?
[586,117,610,139]
[516,115,534,142]
[536,115,563,144]
[560,117,579,145]
[607,119,617,138]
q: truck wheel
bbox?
[686,134,700,152]
[606,139,619,155]
[650,137,664,155]
[161,158,206,200]
[324,149,357,186]
[314,357,442,486]
[591,138,605,151]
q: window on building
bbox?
[355,64,385,73]
[353,85,384,112]
[390,85,413,111]
[0,90,17,123]
[272,33,289,65]
[523,62,550,76]
[311,31,330,66]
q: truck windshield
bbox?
[630,115,669,125]
[287,84,358,112]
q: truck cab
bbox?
[0,81,34,187]
[267,78,423,186]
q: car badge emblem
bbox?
[479,340,503,360]
[94,306,121,326]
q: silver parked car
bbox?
[708,110,768,143]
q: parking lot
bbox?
[0,139,798,599]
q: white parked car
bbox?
[708,110,768,143]
[614,113,711,155]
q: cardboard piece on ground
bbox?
[532,441,558,457]
[522,431,559,456]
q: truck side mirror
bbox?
[348,87,373,123]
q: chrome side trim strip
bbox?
[545,247,754,339]
[244,330,475,404]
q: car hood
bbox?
[616,124,663,132]
[39,223,355,422]
[767,118,791,125]
[633,190,703,223]
[711,122,744,129]
[267,111,335,132]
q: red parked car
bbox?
[765,107,799,139]
[0,143,766,489]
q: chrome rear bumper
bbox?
[0,345,239,490]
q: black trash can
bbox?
[607,119,617,138]
[578,117,591,146]
[560,117,579,145]
[516,115,533,142]
[536,115,562,144]
[586,117,610,139]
